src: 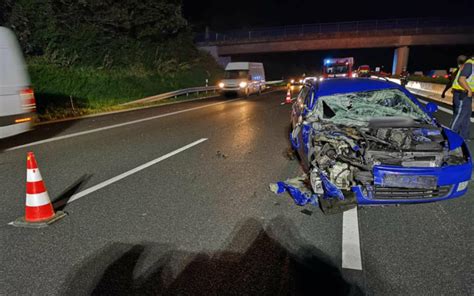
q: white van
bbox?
[218,62,265,97]
[0,27,36,139]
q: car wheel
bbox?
[257,86,262,96]
[245,88,249,98]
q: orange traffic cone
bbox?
[285,88,292,104]
[10,152,66,228]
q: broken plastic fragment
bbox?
[290,128,300,149]
[320,173,345,200]
[269,176,318,206]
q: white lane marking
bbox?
[66,138,207,204]
[36,94,221,126]
[7,89,282,152]
[7,100,234,151]
[342,207,363,270]
[417,98,474,123]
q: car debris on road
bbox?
[269,176,318,206]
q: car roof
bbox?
[317,78,399,97]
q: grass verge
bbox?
[37,89,221,122]
[29,53,223,121]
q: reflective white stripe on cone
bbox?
[27,169,43,182]
[26,192,52,207]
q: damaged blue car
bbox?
[290,78,472,214]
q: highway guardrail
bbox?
[121,80,284,106]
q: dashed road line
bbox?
[342,207,363,270]
[66,138,208,204]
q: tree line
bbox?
[1,0,197,68]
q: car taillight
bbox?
[21,88,36,112]
[444,74,449,79]
[432,75,437,79]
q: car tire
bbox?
[257,86,262,96]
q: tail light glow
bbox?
[21,88,36,112]
[15,117,32,123]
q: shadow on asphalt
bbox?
[52,174,92,211]
[62,217,363,296]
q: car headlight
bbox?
[219,82,225,88]
[299,79,303,83]
[290,79,295,84]
[239,81,247,88]
[457,181,469,191]
[319,77,324,81]
[446,146,468,164]
[449,147,463,157]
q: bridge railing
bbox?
[196,18,472,44]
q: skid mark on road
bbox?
[65,138,208,204]
[342,207,363,270]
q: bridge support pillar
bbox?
[198,45,231,67]
[392,46,409,75]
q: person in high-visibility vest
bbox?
[442,55,467,98]
[451,54,474,140]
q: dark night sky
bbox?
[182,0,473,31]
[182,0,473,78]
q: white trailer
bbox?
[0,27,36,138]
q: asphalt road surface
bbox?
[1,89,473,295]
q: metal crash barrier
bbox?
[121,80,284,106]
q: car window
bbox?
[224,70,249,79]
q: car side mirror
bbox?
[426,102,438,114]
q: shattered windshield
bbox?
[315,88,431,127]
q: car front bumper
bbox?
[220,87,246,94]
[352,162,472,205]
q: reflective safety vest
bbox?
[452,59,474,91]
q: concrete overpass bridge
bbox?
[196,18,474,75]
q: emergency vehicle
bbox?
[322,57,354,78]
